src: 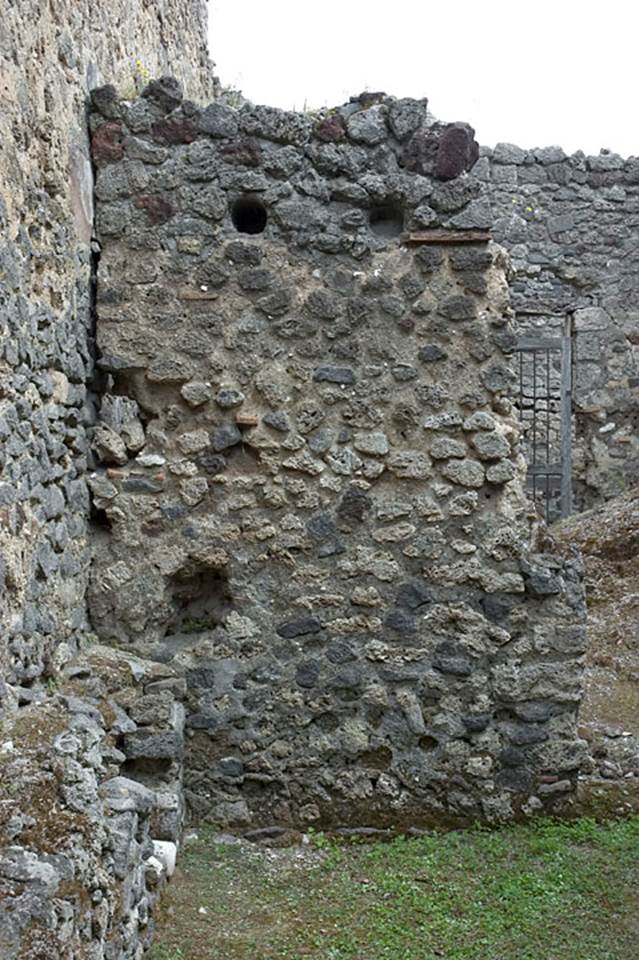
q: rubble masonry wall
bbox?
[88,86,587,831]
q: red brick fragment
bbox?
[315,114,346,143]
[151,117,198,145]
[133,195,174,225]
[91,121,124,164]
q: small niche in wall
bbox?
[231,196,268,234]
[166,567,232,636]
[369,202,404,238]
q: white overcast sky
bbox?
[208,0,636,157]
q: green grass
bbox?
[148,817,639,960]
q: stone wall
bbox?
[478,146,639,510]
[88,85,587,831]
[0,4,213,957]
[0,645,186,959]
[0,0,214,711]
[3,2,631,944]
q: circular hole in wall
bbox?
[369,202,404,238]
[231,196,268,234]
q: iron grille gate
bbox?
[515,316,573,524]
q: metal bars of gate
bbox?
[514,316,573,523]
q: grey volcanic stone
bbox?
[471,431,511,460]
[240,105,313,146]
[493,142,527,165]
[440,295,477,322]
[296,660,321,688]
[198,102,239,138]
[210,424,242,451]
[388,98,426,140]
[346,107,387,145]
[338,487,372,521]
[181,381,212,407]
[101,776,156,813]
[419,344,447,363]
[142,76,183,111]
[313,365,355,384]
[216,388,245,409]
[276,616,322,639]
[123,730,183,760]
[440,458,485,488]
[523,567,563,597]
[263,411,290,432]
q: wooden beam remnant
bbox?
[400,229,492,246]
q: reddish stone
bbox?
[435,123,479,181]
[91,122,124,164]
[315,114,346,143]
[133,195,174,225]
[151,117,198,145]
[219,138,261,167]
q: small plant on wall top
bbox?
[218,85,246,109]
[133,58,152,92]
[120,59,153,98]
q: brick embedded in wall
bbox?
[87,81,588,831]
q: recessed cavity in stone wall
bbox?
[88,82,587,830]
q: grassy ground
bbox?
[148,817,639,960]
